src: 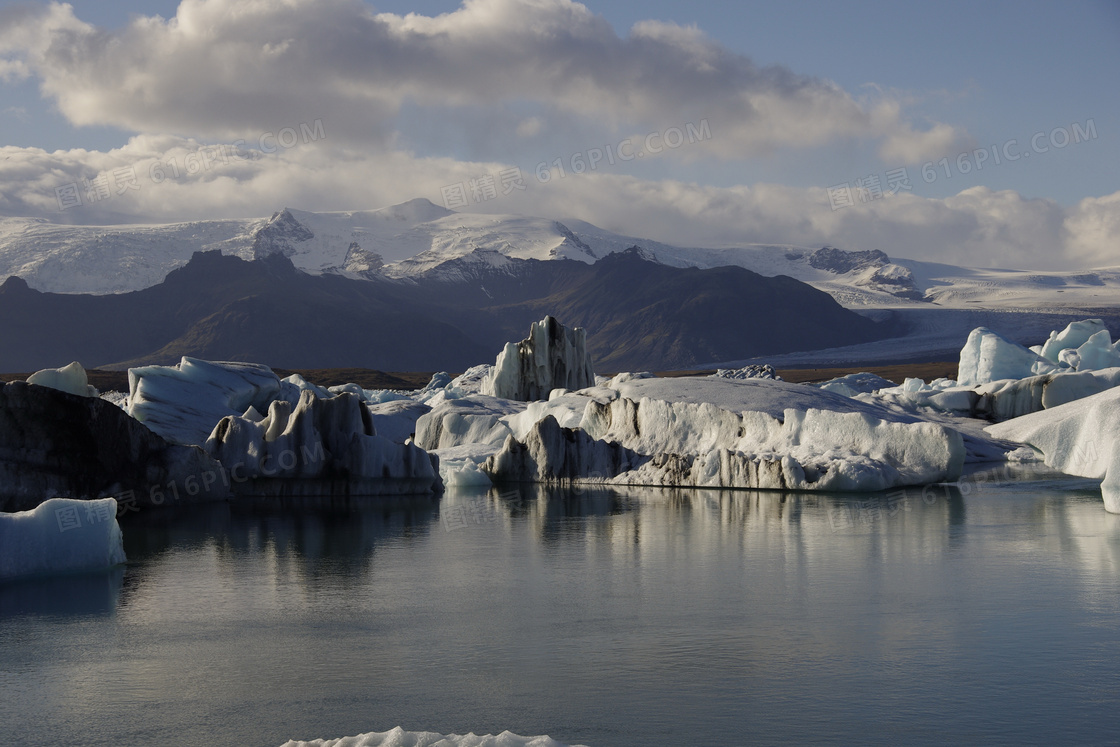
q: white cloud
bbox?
[1,136,1117,271]
[0,0,964,162]
[0,0,1115,272]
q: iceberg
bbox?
[205,390,441,495]
[128,357,282,445]
[1069,329,1120,371]
[712,364,781,380]
[0,498,125,580]
[1038,318,1108,362]
[1,380,228,512]
[816,372,896,397]
[415,396,524,451]
[986,385,1120,513]
[367,399,432,444]
[25,361,98,397]
[279,725,587,747]
[484,377,966,492]
[957,327,1057,387]
[481,316,595,401]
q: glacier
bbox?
[0,498,125,579]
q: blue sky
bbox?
[0,0,1116,268]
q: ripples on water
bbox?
[2,477,1118,746]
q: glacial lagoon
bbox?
[2,475,1119,746]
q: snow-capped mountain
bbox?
[2,198,1119,313]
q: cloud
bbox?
[0,0,964,162]
[1,136,1116,271]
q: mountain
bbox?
[0,250,888,373]
[4,199,1119,312]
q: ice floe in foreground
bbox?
[280,726,587,747]
[987,386,1120,513]
[0,498,125,579]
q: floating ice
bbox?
[481,316,594,401]
[712,364,781,380]
[25,361,97,397]
[279,725,588,747]
[0,498,125,580]
[415,396,524,451]
[367,399,432,444]
[485,376,965,492]
[957,327,1058,387]
[1070,329,1120,371]
[987,385,1120,513]
[1038,318,1108,362]
[206,390,440,494]
[816,372,896,397]
[128,357,282,445]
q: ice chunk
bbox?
[128,357,282,445]
[0,498,125,579]
[957,327,1057,387]
[1039,318,1107,363]
[26,361,97,397]
[367,399,432,444]
[279,725,588,747]
[414,396,524,451]
[206,391,440,494]
[486,377,965,492]
[817,372,896,397]
[712,364,781,380]
[481,316,595,401]
[1072,330,1120,371]
[1,380,229,512]
[987,385,1120,512]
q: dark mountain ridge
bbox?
[0,249,888,373]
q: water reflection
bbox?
[0,568,125,618]
[2,479,1119,747]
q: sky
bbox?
[0,0,1117,269]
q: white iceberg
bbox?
[205,390,440,494]
[481,316,595,401]
[0,498,125,580]
[986,385,1120,513]
[1068,329,1120,371]
[25,361,98,398]
[485,376,966,492]
[279,725,587,747]
[957,327,1057,387]
[1038,318,1108,362]
[415,396,524,451]
[367,399,432,444]
[128,357,282,445]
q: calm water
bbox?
[2,475,1119,746]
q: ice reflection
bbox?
[0,567,125,619]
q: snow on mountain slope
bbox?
[0,215,260,294]
[2,198,1118,313]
